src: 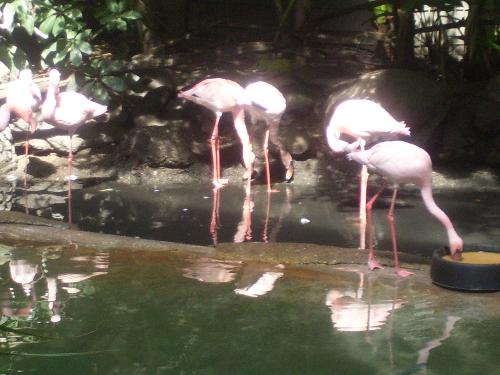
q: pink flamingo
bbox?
[41,69,107,224]
[178,78,254,192]
[326,99,410,250]
[243,81,293,192]
[348,140,463,277]
[0,69,42,186]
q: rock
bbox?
[118,124,197,168]
[324,69,447,141]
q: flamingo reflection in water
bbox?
[234,263,284,298]
[412,315,461,373]
[210,185,294,246]
[182,258,242,284]
[181,258,284,299]
[325,271,405,333]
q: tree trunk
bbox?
[394,5,415,65]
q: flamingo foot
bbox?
[267,188,280,193]
[212,179,228,189]
[395,268,414,277]
[368,258,384,271]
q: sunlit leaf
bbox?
[114,18,127,31]
[40,14,57,35]
[53,41,68,64]
[1,3,15,32]
[66,29,78,39]
[41,40,58,59]
[121,10,141,20]
[70,48,82,66]
[79,41,92,55]
[52,16,66,37]
[22,14,35,35]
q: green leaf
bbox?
[52,16,66,37]
[78,41,92,55]
[1,3,15,32]
[12,47,27,71]
[114,18,127,31]
[40,14,57,35]
[22,14,35,35]
[41,40,58,59]
[66,29,78,39]
[53,40,68,64]
[70,48,82,66]
[89,81,110,103]
[0,45,13,70]
[101,60,124,74]
[121,10,141,20]
[102,75,126,92]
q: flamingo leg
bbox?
[387,188,414,277]
[210,112,226,188]
[366,187,384,271]
[232,109,253,195]
[243,193,253,241]
[24,130,29,189]
[233,190,253,243]
[67,134,73,226]
[359,165,369,249]
[263,128,272,192]
[210,188,220,245]
[268,117,294,183]
[262,190,272,242]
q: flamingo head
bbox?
[449,233,464,257]
[48,69,61,86]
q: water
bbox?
[14,181,500,257]
[0,244,498,374]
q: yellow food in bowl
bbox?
[443,251,500,265]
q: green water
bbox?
[0,246,498,375]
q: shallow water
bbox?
[13,181,500,257]
[0,244,498,375]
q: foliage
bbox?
[0,0,141,102]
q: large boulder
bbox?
[324,69,448,145]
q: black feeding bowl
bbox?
[431,245,500,292]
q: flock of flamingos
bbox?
[0,69,463,277]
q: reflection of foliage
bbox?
[255,57,293,73]
[0,316,41,349]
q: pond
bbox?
[10,180,500,258]
[0,243,498,374]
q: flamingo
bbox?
[243,81,293,192]
[41,69,107,225]
[326,99,410,250]
[347,140,463,277]
[0,69,42,186]
[178,78,254,192]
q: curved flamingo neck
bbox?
[42,82,58,120]
[419,180,462,249]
